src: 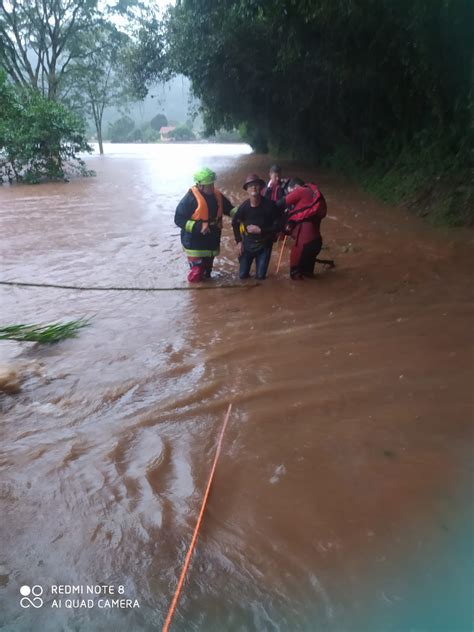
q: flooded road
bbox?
[1,143,473,631]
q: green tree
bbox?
[126,1,471,158]
[65,25,132,154]
[121,12,169,100]
[107,115,135,142]
[123,0,472,222]
[150,112,168,130]
[167,124,195,141]
[0,0,101,100]
[0,70,92,183]
[139,124,160,142]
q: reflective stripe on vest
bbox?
[185,220,195,233]
[183,247,220,257]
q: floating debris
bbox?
[0,366,21,393]
[0,318,91,343]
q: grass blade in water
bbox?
[0,317,91,343]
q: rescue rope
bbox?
[162,403,233,632]
[276,235,287,274]
[0,280,259,292]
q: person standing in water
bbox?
[174,167,234,282]
[264,164,288,202]
[232,173,281,280]
[277,177,328,280]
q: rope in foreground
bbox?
[0,280,259,292]
[162,403,233,632]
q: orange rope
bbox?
[162,402,233,632]
[276,235,287,274]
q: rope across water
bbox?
[0,280,259,292]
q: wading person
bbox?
[174,167,234,282]
[232,173,281,280]
[277,177,327,280]
[264,164,288,202]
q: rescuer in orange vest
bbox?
[174,167,234,282]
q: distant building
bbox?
[159,126,177,141]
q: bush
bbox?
[129,127,143,142]
[324,132,473,226]
[140,125,160,142]
[107,115,135,142]
[206,128,243,143]
[0,71,92,183]
[167,125,195,141]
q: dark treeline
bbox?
[131,0,473,224]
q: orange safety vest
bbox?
[190,186,224,230]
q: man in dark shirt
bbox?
[231,173,281,280]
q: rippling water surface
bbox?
[0,143,473,631]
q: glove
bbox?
[284,220,296,235]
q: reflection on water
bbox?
[0,143,473,631]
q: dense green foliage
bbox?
[121,13,169,100]
[107,115,136,142]
[107,114,163,142]
[208,128,243,143]
[0,0,140,162]
[106,115,197,142]
[0,0,101,100]
[65,26,133,154]
[164,1,471,154]
[128,0,473,224]
[0,71,92,183]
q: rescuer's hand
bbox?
[236,242,243,256]
[246,224,261,234]
[284,221,295,235]
[200,222,210,235]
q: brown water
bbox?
[0,144,473,632]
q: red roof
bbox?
[159,126,176,134]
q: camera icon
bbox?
[20,585,44,608]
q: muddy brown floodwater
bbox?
[0,144,473,632]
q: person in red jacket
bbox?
[263,164,288,202]
[277,177,327,279]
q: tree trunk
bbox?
[94,114,104,155]
[97,127,104,155]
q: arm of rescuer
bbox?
[269,199,285,234]
[174,190,203,235]
[231,203,247,256]
[174,190,234,235]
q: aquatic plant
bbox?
[0,318,91,343]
